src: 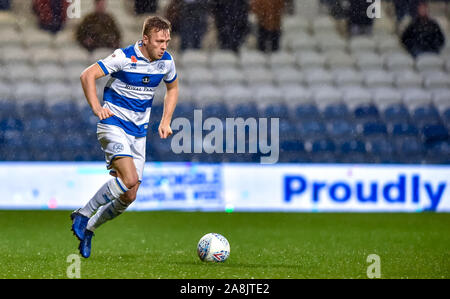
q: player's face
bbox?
[143,29,171,61]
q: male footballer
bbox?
[71,16,178,258]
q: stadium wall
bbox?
[0,162,449,212]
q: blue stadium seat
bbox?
[353,104,379,121]
[366,138,395,157]
[382,104,410,123]
[339,139,366,154]
[394,136,424,163]
[232,103,259,119]
[263,103,290,119]
[362,121,388,138]
[412,105,440,124]
[421,123,449,144]
[322,103,351,120]
[391,122,419,137]
[21,101,48,117]
[298,120,327,139]
[425,141,450,164]
[0,117,23,131]
[47,102,79,118]
[311,138,336,153]
[0,101,18,118]
[326,119,356,139]
[294,103,321,121]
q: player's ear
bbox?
[142,34,150,46]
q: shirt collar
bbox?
[134,40,150,63]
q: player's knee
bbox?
[122,175,139,190]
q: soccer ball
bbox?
[197,233,230,262]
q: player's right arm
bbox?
[80,64,114,120]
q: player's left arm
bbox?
[159,78,179,139]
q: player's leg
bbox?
[85,156,139,232]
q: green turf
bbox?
[0,210,448,279]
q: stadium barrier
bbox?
[0,162,449,212]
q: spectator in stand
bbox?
[347,0,374,36]
[134,0,158,14]
[75,0,122,52]
[250,0,285,53]
[0,0,11,10]
[210,0,250,53]
[32,0,69,33]
[178,0,209,51]
[401,1,446,58]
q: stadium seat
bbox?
[394,70,423,88]
[179,50,209,69]
[183,67,215,86]
[371,87,403,110]
[382,103,410,123]
[282,85,312,103]
[296,51,326,69]
[306,68,334,88]
[390,122,419,137]
[262,103,290,119]
[421,123,449,145]
[364,70,394,88]
[384,52,415,71]
[243,67,274,86]
[322,103,351,120]
[325,51,356,70]
[361,121,388,138]
[366,137,395,162]
[341,86,372,110]
[333,69,364,87]
[315,33,347,52]
[294,103,321,121]
[411,105,440,125]
[326,119,356,139]
[239,50,267,68]
[272,66,304,86]
[213,67,245,86]
[297,120,327,139]
[349,36,377,54]
[422,71,450,89]
[268,51,297,68]
[353,104,380,121]
[355,52,384,71]
[222,84,254,104]
[209,50,238,68]
[415,54,445,72]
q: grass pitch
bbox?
[0,210,448,279]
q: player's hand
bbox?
[158,122,173,139]
[94,107,114,120]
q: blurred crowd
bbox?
[0,0,448,58]
[322,0,447,57]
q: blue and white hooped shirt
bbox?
[96,40,177,137]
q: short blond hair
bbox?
[142,16,171,37]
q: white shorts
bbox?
[97,123,146,181]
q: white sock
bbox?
[79,177,129,217]
[86,198,130,231]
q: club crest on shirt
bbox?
[157,62,165,72]
[112,143,124,153]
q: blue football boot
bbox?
[70,209,89,241]
[78,229,94,258]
